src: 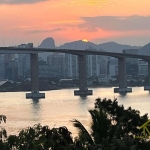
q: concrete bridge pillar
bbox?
[144,61,150,91]
[26,53,45,98]
[74,54,92,96]
[114,57,132,93]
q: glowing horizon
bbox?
[0,0,150,46]
[82,39,88,42]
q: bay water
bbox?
[1,87,150,137]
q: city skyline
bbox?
[0,0,150,47]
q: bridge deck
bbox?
[0,47,149,60]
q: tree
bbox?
[0,115,9,150]
[72,98,150,150]
[6,124,74,150]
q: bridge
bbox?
[0,47,150,98]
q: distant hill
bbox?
[138,42,150,55]
[58,40,140,53]
[58,40,98,50]
[97,42,141,53]
[38,38,142,60]
[39,37,55,49]
[38,37,56,60]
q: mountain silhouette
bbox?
[97,42,140,53]
[58,40,98,50]
[38,38,142,60]
[58,40,140,52]
[139,42,150,55]
[38,37,55,60]
[39,37,55,49]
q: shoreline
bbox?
[0,84,145,92]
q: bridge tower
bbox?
[26,53,45,98]
[74,54,92,96]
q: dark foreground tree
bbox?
[0,115,9,150]
[72,98,150,150]
[6,124,75,150]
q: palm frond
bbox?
[89,108,111,143]
[71,119,94,144]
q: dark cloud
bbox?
[79,16,150,32]
[26,28,63,34]
[0,0,47,4]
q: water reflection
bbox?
[31,98,41,111]
[30,98,41,121]
[32,98,40,104]
[118,92,127,97]
[80,96,88,100]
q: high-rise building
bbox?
[108,58,118,77]
[138,59,148,76]
[65,54,78,78]
[18,43,33,79]
[98,56,109,77]
[47,53,65,77]
[5,58,18,80]
[86,55,99,77]
[123,49,139,76]
[0,54,5,79]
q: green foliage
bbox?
[72,98,150,150]
[7,124,74,150]
[0,115,8,150]
[0,115,6,124]
[95,98,149,143]
[89,107,111,144]
[72,119,94,149]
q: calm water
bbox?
[1,87,150,137]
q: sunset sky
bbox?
[0,0,150,47]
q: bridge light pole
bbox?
[74,54,92,96]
